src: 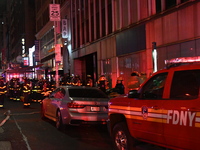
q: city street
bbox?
[0,99,113,150]
[0,98,166,150]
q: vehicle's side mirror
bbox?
[128,90,139,98]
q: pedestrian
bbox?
[127,71,141,91]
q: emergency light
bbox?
[165,56,200,69]
[165,56,200,64]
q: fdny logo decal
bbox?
[109,105,200,127]
[141,106,148,120]
[167,110,196,127]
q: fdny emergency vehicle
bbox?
[108,57,200,150]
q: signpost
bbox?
[49,2,60,87]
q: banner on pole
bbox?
[55,44,61,63]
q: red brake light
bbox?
[67,102,85,108]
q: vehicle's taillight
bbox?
[67,102,85,108]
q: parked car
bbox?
[41,86,109,129]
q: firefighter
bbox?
[50,80,56,92]
[65,74,73,85]
[139,72,147,84]
[7,78,15,100]
[30,79,43,103]
[127,71,141,91]
[41,79,52,100]
[86,75,93,87]
[72,75,82,86]
[97,75,109,93]
[115,76,125,94]
[21,77,31,107]
[0,77,7,108]
[13,78,21,101]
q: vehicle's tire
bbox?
[112,122,135,150]
[40,104,46,119]
[56,110,64,130]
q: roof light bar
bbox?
[165,56,200,65]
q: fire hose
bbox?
[0,110,11,127]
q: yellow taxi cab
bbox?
[108,57,200,150]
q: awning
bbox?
[6,64,43,74]
[48,70,64,75]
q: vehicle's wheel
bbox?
[56,110,64,130]
[40,104,46,119]
[112,122,135,150]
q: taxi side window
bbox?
[139,73,168,99]
[170,70,200,99]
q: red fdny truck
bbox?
[108,57,200,150]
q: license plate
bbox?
[91,107,100,111]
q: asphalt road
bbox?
[0,98,166,150]
[0,99,113,150]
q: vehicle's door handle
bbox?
[189,108,200,112]
[152,106,159,110]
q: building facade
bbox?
[35,0,69,81]
[69,0,200,93]
[35,0,200,93]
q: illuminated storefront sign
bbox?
[62,19,68,38]
[23,57,29,66]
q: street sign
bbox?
[49,4,61,21]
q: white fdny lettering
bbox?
[167,110,196,126]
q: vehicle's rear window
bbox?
[68,88,108,98]
[170,69,200,99]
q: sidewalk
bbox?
[0,110,12,150]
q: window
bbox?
[139,73,168,99]
[69,88,108,98]
[165,0,176,9]
[52,88,66,99]
[181,0,189,3]
[156,0,162,13]
[170,70,200,99]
